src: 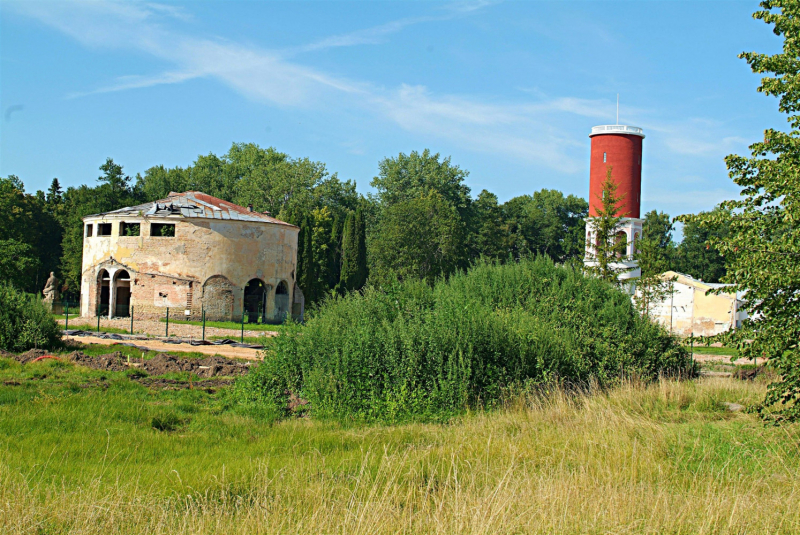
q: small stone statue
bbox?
[42,272,60,303]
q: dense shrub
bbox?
[235,257,691,422]
[0,283,62,352]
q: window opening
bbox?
[86,224,93,237]
[244,279,268,324]
[121,222,140,236]
[274,281,290,323]
[97,223,112,236]
[615,231,628,259]
[151,223,176,237]
[603,152,607,163]
[114,270,131,318]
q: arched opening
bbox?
[274,281,290,323]
[243,279,267,323]
[97,269,110,317]
[114,270,131,317]
[202,275,236,322]
[615,231,628,259]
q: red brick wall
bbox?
[589,134,642,218]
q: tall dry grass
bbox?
[2,377,798,534]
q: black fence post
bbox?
[65,302,69,331]
[202,308,206,341]
[241,311,244,343]
[97,304,100,333]
[166,307,169,338]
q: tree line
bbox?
[1,143,727,304]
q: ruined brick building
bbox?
[80,191,303,323]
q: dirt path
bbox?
[64,334,264,361]
[58,317,278,340]
[693,353,766,365]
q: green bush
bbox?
[234,257,692,422]
[0,283,62,352]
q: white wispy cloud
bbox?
[10,0,746,185]
[287,17,438,54]
[66,70,202,98]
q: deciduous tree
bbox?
[679,0,800,421]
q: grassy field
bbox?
[690,345,741,356]
[1,354,798,534]
[59,323,132,335]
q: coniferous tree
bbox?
[328,213,343,291]
[634,210,676,316]
[585,168,630,285]
[338,211,358,293]
[354,207,368,289]
[296,217,306,288]
[299,217,317,304]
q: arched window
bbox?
[97,269,110,316]
[274,281,290,323]
[244,278,267,323]
[615,231,628,259]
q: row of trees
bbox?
[2,145,728,305]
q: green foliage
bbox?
[371,149,471,214]
[499,189,588,263]
[0,176,62,293]
[679,0,800,422]
[584,169,630,284]
[59,159,143,296]
[137,143,359,224]
[123,223,141,236]
[299,216,317,303]
[339,211,359,293]
[369,191,467,285]
[675,206,729,283]
[635,210,677,315]
[235,257,690,423]
[0,283,62,352]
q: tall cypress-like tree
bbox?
[328,213,344,290]
[338,211,358,293]
[354,207,368,289]
[296,216,306,286]
[298,216,316,303]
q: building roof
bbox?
[661,271,744,299]
[84,191,298,228]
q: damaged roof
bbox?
[84,191,298,227]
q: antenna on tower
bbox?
[616,94,619,125]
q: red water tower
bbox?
[584,124,645,284]
[588,125,644,218]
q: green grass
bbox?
[1,355,798,533]
[691,345,740,356]
[60,323,132,335]
[159,317,298,333]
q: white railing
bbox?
[591,125,644,137]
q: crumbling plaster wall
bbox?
[647,280,736,337]
[80,215,298,321]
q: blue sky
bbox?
[0,0,786,217]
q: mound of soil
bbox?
[59,350,251,378]
[141,353,250,377]
[0,349,15,359]
[67,351,128,372]
[15,349,48,364]
[9,348,251,381]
